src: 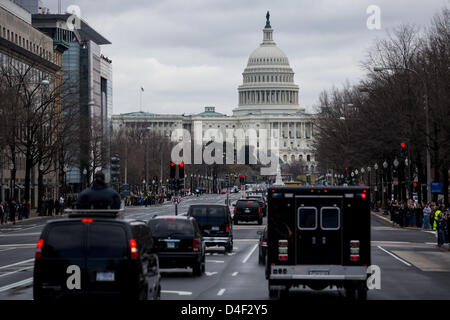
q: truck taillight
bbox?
[350,240,360,262]
[258,207,261,214]
[193,238,200,252]
[35,239,44,259]
[278,254,288,261]
[278,240,288,261]
[234,207,237,214]
[130,239,139,259]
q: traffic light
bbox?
[400,142,407,157]
[179,162,184,179]
[170,162,176,179]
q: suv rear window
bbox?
[236,200,259,207]
[45,224,84,259]
[88,224,127,258]
[189,206,227,224]
[148,219,194,237]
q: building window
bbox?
[307,155,311,162]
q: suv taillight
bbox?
[226,225,230,232]
[258,207,261,214]
[130,239,139,259]
[35,239,44,259]
[234,207,237,214]
[193,238,200,252]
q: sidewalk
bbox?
[0,209,53,228]
[371,209,450,250]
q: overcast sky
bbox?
[47,0,449,116]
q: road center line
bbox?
[377,246,412,267]
[0,277,33,293]
[232,272,239,276]
[242,244,258,264]
[217,288,226,296]
[161,290,192,296]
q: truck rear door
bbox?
[295,195,343,265]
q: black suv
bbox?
[233,199,263,225]
[187,204,233,253]
[33,215,161,300]
[148,216,205,276]
[245,194,267,217]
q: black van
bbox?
[266,187,371,299]
[187,204,233,253]
[33,217,161,300]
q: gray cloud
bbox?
[47,0,449,115]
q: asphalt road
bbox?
[0,193,449,300]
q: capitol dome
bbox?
[233,12,304,116]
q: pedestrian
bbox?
[59,195,65,214]
[40,196,47,217]
[54,198,60,216]
[47,198,54,216]
[437,211,447,247]
[423,203,431,230]
[18,201,24,221]
[3,202,9,224]
[432,205,442,232]
[414,202,422,228]
[9,200,16,225]
[24,200,30,219]
[0,202,4,225]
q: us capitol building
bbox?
[112,13,317,173]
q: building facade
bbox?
[0,0,63,205]
[112,14,317,182]
[25,0,113,193]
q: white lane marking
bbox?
[0,233,41,237]
[217,288,226,296]
[0,277,33,293]
[0,248,16,253]
[207,260,225,264]
[161,290,192,296]
[377,246,412,267]
[205,272,218,276]
[232,272,239,277]
[234,239,259,242]
[0,266,33,279]
[0,244,35,249]
[242,244,258,264]
[0,259,34,271]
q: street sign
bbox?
[171,196,181,205]
[431,182,443,194]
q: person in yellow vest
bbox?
[433,205,441,231]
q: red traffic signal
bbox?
[401,142,406,149]
[170,162,175,167]
[179,162,184,168]
[413,182,418,188]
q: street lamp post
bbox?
[374,66,432,202]
[383,161,388,206]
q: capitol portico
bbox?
[112,12,317,173]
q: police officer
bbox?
[433,205,442,232]
[76,171,121,210]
